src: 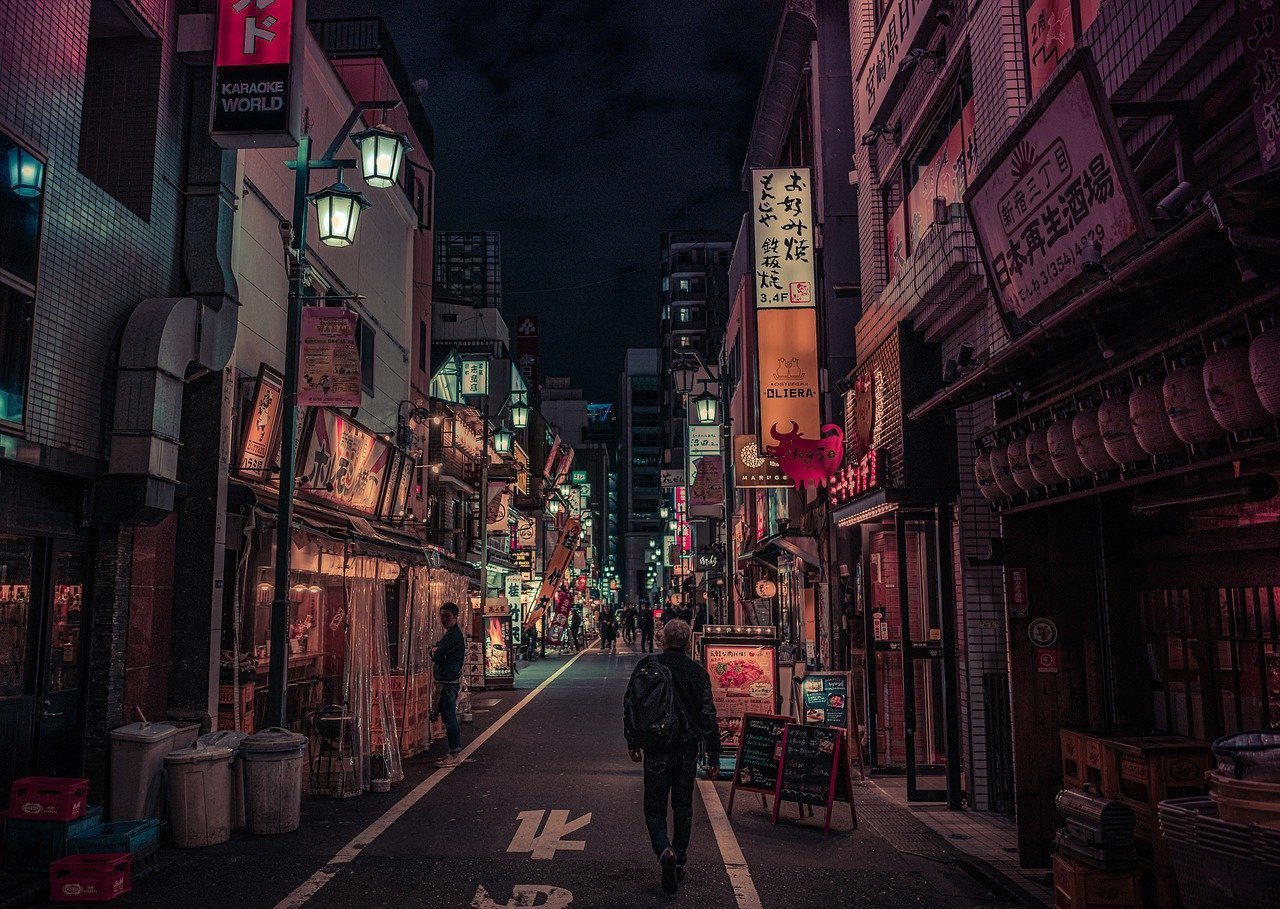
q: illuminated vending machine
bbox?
[482,597,515,690]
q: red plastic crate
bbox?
[9,778,89,823]
[49,854,131,902]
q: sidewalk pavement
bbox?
[862,777,1053,907]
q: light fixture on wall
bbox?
[6,145,44,198]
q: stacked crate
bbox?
[217,683,254,732]
[1053,854,1142,909]
[370,672,433,756]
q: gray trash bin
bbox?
[241,728,308,834]
[110,722,180,821]
[198,730,249,829]
[164,742,235,848]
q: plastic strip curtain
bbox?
[345,552,404,788]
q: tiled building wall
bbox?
[0,0,186,464]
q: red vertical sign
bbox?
[515,315,540,389]
[211,0,304,147]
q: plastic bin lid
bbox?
[241,727,308,754]
[163,742,235,765]
[110,721,178,743]
[197,730,249,750]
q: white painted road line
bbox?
[274,648,592,909]
[698,779,764,909]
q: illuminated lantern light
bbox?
[1098,387,1147,465]
[351,124,411,189]
[6,145,43,198]
[1204,338,1269,434]
[312,181,370,247]
[510,400,530,429]
[493,425,514,454]
[1163,355,1223,446]
[693,390,719,425]
[1072,406,1118,475]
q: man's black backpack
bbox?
[625,657,689,752]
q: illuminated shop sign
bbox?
[211,0,305,147]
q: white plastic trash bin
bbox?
[164,742,235,848]
[110,721,180,821]
[241,728,308,834]
[198,730,249,830]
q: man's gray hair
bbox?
[663,619,692,651]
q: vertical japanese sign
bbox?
[966,52,1150,325]
[526,518,581,634]
[211,0,304,147]
[515,315,540,388]
[461,358,490,396]
[688,424,724,511]
[299,307,361,407]
[752,167,822,446]
[1024,0,1075,97]
[1241,0,1280,170]
[236,364,283,473]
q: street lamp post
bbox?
[266,102,409,729]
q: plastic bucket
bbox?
[241,728,307,835]
[1209,788,1280,828]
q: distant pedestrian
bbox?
[430,602,465,766]
[570,608,583,650]
[661,604,676,625]
[622,604,638,644]
[637,606,655,653]
[692,602,707,632]
[624,620,720,894]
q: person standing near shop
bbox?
[622,603,638,645]
[431,602,465,767]
[638,606,655,653]
[624,619,720,894]
[570,607,583,651]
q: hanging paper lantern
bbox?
[1047,416,1089,479]
[1204,339,1269,433]
[989,443,1021,497]
[1008,436,1037,491]
[1129,372,1181,455]
[1073,406,1118,474]
[1098,388,1147,464]
[1026,427,1063,485]
[1164,357,1223,445]
[974,450,1004,502]
[1249,320,1280,415]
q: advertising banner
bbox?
[756,307,821,440]
[236,364,283,473]
[966,51,1150,325]
[704,644,778,751]
[515,315,539,387]
[211,0,304,147]
[483,615,513,682]
[733,434,790,488]
[299,307,361,407]
[298,410,392,516]
[855,0,930,130]
[660,468,685,489]
[750,168,814,309]
[525,517,581,629]
[486,484,511,532]
[689,455,724,508]
[1241,0,1280,171]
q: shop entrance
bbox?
[0,536,90,794]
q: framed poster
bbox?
[704,643,779,751]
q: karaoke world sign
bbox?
[211,0,306,148]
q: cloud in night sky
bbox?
[310,0,783,400]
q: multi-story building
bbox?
[434,230,502,310]
[618,349,662,603]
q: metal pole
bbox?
[480,389,489,662]
[266,135,311,730]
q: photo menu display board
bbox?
[704,644,778,751]
[798,672,849,729]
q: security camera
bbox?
[1081,241,1105,275]
[943,359,959,384]
[935,2,955,26]
[1156,181,1197,220]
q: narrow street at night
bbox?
[110,647,1011,909]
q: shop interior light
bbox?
[307,584,322,595]
[6,145,44,198]
[351,124,411,189]
[311,180,370,247]
[693,389,720,425]
[291,584,308,594]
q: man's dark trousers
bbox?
[643,745,699,865]
[639,626,655,652]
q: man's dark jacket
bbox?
[624,648,720,760]
[432,625,465,682]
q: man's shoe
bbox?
[437,752,462,768]
[660,848,678,894]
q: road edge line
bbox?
[697,779,763,909]
[274,648,592,909]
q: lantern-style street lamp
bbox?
[493,425,514,455]
[312,181,370,247]
[510,398,530,429]
[547,497,561,514]
[660,505,669,519]
[6,145,44,198]
[693,389,720,425]
[351,124,411,189]
[672,360,697,396]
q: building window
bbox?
[78,0,162,220]
[1024,0,1103,97]
[356,317,375,395]
[679,335,691,347]
[0,131,44,427]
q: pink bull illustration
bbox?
[765,422,845,489]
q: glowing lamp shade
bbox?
[510,400,530,429]
[6,146,43,198]
[547,498,561,514]
[493,425,514,454]
[312,181,370,247]
[558,483,571,497]
[672,363,696,395]
[660,505,669,519]
[351,125,411,189]
[693,390,719,425]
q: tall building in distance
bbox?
[434,230,502,309]
[617,348,662,603]
[657,231,732,486]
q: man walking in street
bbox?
[570,607,583,651]
[622,603,638,645]
[623,619,720,894]
[431,602,465,767]
[637,605,655,653]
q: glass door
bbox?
[0,536,37,795]
[35,547,88,776]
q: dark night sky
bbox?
[311,0,782,400]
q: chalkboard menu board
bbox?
[777,725,844,807]
[731,713,788,794]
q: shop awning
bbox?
[747,530,823,568]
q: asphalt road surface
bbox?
[112,645,1010,909]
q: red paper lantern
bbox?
[1098,388,1146,464]
[1129,372,1181,456]
[1249,319,1280,415]
[989,444,1021,497]
[1164,357,1223,445]
[1047,416,1089,479]
[1026,427,1063,485]
[1073,406,1117,474]
[1204,339,1269,433]
[974,450,1004,502]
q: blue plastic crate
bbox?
[67,819,159,859]
[1,805,104,873]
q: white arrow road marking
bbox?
[506,810,592,859]
[471,884,574,908]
